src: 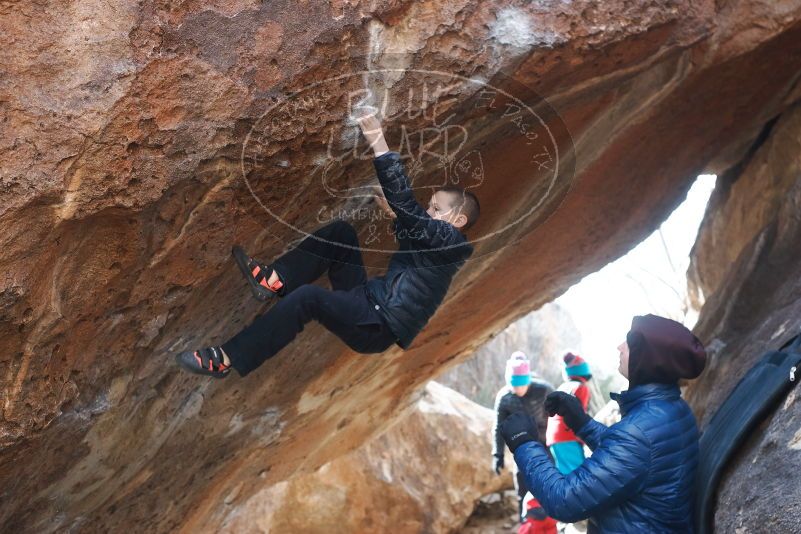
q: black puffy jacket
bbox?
[492,378,555,459]
[365,152,473,348]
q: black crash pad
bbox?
[694,334,801,534]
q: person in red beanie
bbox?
[546,352,592,474]
[501,314,706,533]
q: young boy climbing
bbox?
[175,113,480,378]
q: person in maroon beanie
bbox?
[501,314,707,533]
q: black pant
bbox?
[223,221,398,376]
[514,468,528,522]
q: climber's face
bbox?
[427,191,468,229]
[617,341,630,379]
[513,385,529,397]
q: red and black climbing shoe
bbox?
[232,245,285,301]
[175,347,231,378]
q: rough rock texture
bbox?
[2,1,801,531]
[685,101,801,531]
[217,382,513,534]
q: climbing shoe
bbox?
[232,245,285,301]
[175,347,231,378]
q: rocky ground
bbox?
[461,490,520,533]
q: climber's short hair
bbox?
[436,186,480,231]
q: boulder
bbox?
[685,101,801,532]
[217,382,512,534]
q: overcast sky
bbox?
[555,174,717,380]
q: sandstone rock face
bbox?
[217,382,512,534]
[2,1,801,531]
[685,101,801,532]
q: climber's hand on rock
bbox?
[493,455,504,475]
[545,391,591,432]
[500,412,538,453]
[356,113,389,157]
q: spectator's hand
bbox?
[545,391,591,433]
[500,412,539,453]
[356,113,389,157]
[493,455,504,475]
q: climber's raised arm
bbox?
[356,114,431,228]
[356,114,478,249]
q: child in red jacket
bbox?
[545,353,592,474]
[518,494,557,534]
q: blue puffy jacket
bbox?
[514,383,699,533]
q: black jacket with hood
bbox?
[492,377,555,459]
[365,152,474,348]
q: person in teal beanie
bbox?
[492,351,555,522]
[545,353,592,474]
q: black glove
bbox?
[493,455,504,475]
[500,412,539,453]
[545,391,591,433]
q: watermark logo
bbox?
[241,55,574,265]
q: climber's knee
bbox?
[319,219,359,247]
[284,284,326,321]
